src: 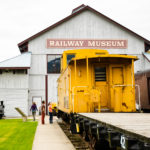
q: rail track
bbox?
[58,113,150,150]
[58,121,90,150]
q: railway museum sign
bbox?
[47,39,127,49]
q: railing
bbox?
[112,84,141,112]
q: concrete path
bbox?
[32,116,75,150]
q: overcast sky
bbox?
[0,0,150,62]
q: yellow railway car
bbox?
[57,49,138,116]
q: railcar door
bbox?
[112,67,124,85]
[111,66,124,112]
[94,65,108,110]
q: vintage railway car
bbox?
[135,70,150,111]
[57,49,137,116]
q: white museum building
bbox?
[0,4,150,117]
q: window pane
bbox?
[47,55,61,73]
[67,54,75,64]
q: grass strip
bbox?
[0,119,38,150]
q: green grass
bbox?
[0,119,38,150]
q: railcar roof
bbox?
[63,49,138,61]
[63,49,108,54]
[72,54,138,60]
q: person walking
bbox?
[41,101,45,124]
[30,102,38,121]
[48,102,53,124]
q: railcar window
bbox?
[95,67,106,81]
[47,55,61,73]
[67,54,75,64]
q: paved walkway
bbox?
[32,116,75,150]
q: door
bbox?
[112,67,124,85]
[48,74,60,103]
[112,67,124,112]
[94,66,108,109]
[32,97,42,115]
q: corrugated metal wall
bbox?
[0,72,28,117]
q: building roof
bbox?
[18,4,150,52]
[0,52,31,69]
[143,52,150,62]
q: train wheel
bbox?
[91,137,96,149]
[82,131,86,140]
[82,131,89,141]
[89,135,96,150]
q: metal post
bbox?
[86,57,89,85]
[74,59,76,82]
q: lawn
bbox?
[0,119,38,150]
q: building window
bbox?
[95,67,106,81]
[67,54,75,64]
[47,55,61,73]
[145,42,150,52]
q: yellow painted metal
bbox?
[76,123,80,133]
[114,88,122,112]
[112,67,124,112]
[58,49,137,114]
[74,59,76,82]
[51,102,58,113]
[86,57,89,84]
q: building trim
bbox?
[0,67,30,69]
[0,88,29,90]
[135,69,150,76]
[18,5,150,52]
[143,53,150,63]
[72,4,86,14]
[32,96,42,102]
[47,54,61,74]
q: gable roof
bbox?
[0,52,31,69]
[18,4,150,51]
[143,52,150,62]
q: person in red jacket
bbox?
[48,102,53,124]
[41,101,45,124]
